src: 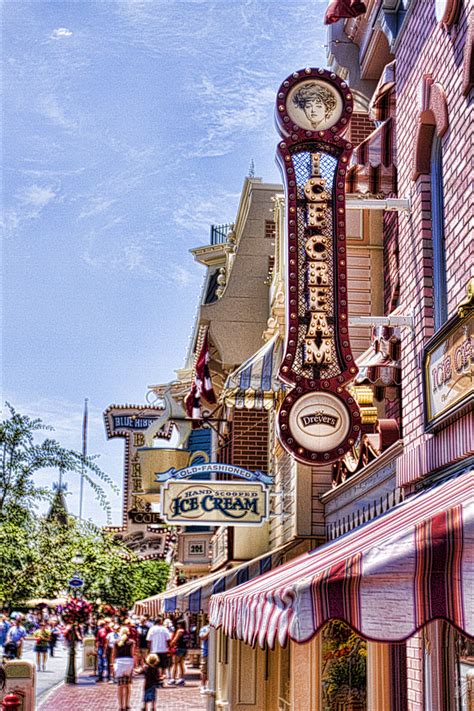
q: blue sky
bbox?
[3,0,327,524]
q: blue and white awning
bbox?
[223,334,283,410]
[133,540,301,617]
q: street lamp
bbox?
[65,553,85,684]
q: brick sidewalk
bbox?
[38,666,208,711]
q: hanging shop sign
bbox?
[112,415,162,431]
[275,68,361,465]
[155,462,273,485]
[103,406,175,560]
[424,299,473,430]
[128,511,165,525]
[160,481,269,527]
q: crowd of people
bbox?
[94,613,211,711]
[0,609,61,671]
[1,607,210,711]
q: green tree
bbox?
[0,403,117,522]
[130,559,170,603]
[0,518,39,604]
[0,405,169,610]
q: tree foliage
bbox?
[0,511,169,609]
[0,404,169,609]
[0,403,118,522]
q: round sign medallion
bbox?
[287,391,351,452]
[286,80,344,131]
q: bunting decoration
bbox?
[324,0,366,25]
[185,332,216,422]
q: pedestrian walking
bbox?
[95,619,110,682]
[6,616,27,659]
[33,621,50,671]
[199,618,210,695]
[112,626,135,711]
[136,617,150,671]
[48,620,60,657]
[141,653,161,711]
[169,619,188,686]
[106,624,120,682]
[146,617,171,683]
[0,615,10,654]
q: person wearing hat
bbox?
[142,653,161,711]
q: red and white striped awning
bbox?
[209,470,473,649]
[346,118,397,196]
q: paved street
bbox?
[21,638,82,705]
[38,665,207,711]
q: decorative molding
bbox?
[331,421,401,487]
[412,76,449,180]
[463,12,474,95]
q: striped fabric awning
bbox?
[209,470,473,649]
[369,60,396,121]
[346,118,397,196]
[223,334,283,410]
[134,541,297,618]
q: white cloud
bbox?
[172,265,193,287]
[37,93,78,131]
[79,197,117,219]
[81,229,162,278]
[17,184,58,208]
[188,73,276,158]
[173,186,240,239]
[51,28,73,39]
[3,183,61,237]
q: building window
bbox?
[321,621,367,709]
[430,135,448,331]
[204,269,219,304]
[265,220,276,239]
[381,0,414,46]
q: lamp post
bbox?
[65,554,84,685]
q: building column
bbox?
[207,626,216,711]
[290,635,322,711]
[367,642,392,711]
[424,621,457,711]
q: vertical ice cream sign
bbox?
[275,68,361,465]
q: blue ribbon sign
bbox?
[155,463,273,485]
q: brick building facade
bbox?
[133,3,472,709]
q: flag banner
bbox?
[185,332,216,422]
[324,0,366,25]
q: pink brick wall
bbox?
[406,633,424,711]
[395,1,472,477]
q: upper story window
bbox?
[430,135,448,331]
[265,220,276,239]
[380,0,414,47]
[204,269,219,304]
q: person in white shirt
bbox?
[106,624,120,682]
[146,617,171,682]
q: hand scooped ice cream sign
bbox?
[275,68,361,465]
